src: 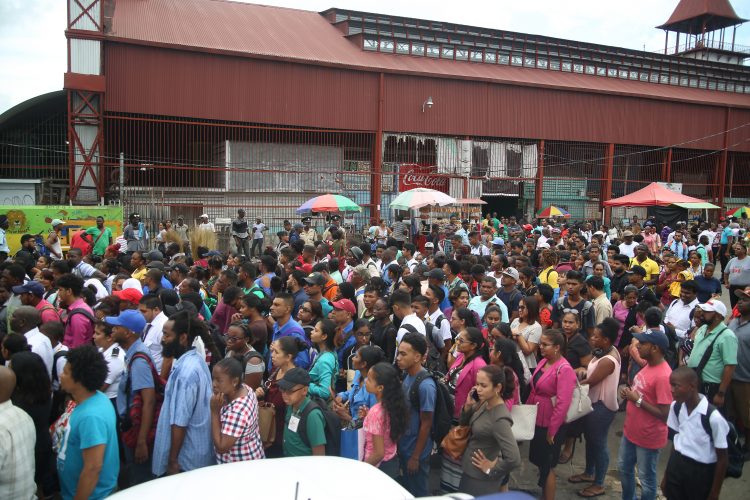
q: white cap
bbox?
[697,299,728,317]
[200,214,209,219]
[121,278,143,293]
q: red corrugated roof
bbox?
[108,0,750,108]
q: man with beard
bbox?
[610,254,631,302]
[82,216,113,257]
[152,311,215,477]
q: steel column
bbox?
[602,143,615,225]
[662,147,672,182]
[534,140,544,214]
[717,107,731,209]
[371,72,384,223]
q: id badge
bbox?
[288,415,300,433]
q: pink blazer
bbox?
[449,353,487,418]
[527,357,576,438]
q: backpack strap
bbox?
[695,326,728,378]
[673,400,715,443]
[297,399,322,449]
[125,352,161,397]
[408,370,431,412]
[51,351,68,383]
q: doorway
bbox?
[481,196,520,219]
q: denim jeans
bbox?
[617,435,660,500]
[584,401,616,486]
[398,453,430,497]
[251,237,264,257]
[123,445,154,487]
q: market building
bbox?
[1,0,749,230]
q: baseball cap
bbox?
[492,237,505,246]
[104,309,146,333]
[304,272,327,286]
[146,250,164,261]
[114,288,144,305]
[622,230,634,237]
[551,228,562,234]
[121,278,143,292]
[502,267,520,282]
[424,242,434,248]
[278,367,311,391]
[698,299,728,317]
[51,218,65,227]
[301,216,312,223]
[146,261,165,269]
[734,286,750,300]
[632,328,670,353]
[349,246,363,261]
[200,214,209,219]
[12,281,44,297]
[537,242,550,249]
[522,224,533,232]
[428,268,446,281]
[331,298,356,315]
[206,250,222,257]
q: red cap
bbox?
[331,299,356,315]
[114,288,143,305]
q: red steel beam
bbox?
[602,143,615,225]
[717,107,731,209]
[371,72,384,223]
[534,139,544,214]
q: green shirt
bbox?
[283,397,327,457]
[308,351,338,400]
[687,323,738,384]
[84,226,112,255]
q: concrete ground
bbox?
[428,283,749,498]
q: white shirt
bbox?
[468,295,509,323]
[86,278,109,301]
[668,396,728,464]
[664,297,699,338]
[428,309,452,341]
[253,223,266,239]
[618,241,638,258]
[469,244,490,256]
[198,222,215,232]
[396,313,426,344]
[52,344,68,391]
[0,400,37,500]
[406,258,419,272]
[142,311,167,372]
[24,327,53,377]
[101,343,125,399]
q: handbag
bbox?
[440,425,471,461]
[510,403,537,441]
[552,379,593,423]
[340,426,365,460]
[257,402,276,448]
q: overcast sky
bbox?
[1,0,749,114]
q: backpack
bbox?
[672,401,744,478]
[50,350,69,424]
[40,304,61,321]
[297,396,341,456]
[64,307,96,339]
[402,323,445,375]
[121,352,166,450]
[661,314,680,369]
[409,369,454,448]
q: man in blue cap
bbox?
[14,280,59,324]
[618,325,673,500]
[107,309,157,487]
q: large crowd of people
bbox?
[0,209,749,500]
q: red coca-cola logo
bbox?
[399,164,448,193]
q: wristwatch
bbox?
[484,467,492,476]
[635,395,643,408]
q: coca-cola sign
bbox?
[398,164,448,193]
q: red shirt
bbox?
[35,299,60,324]
[623,361,673,449]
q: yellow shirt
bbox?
[630,257,659,282]
[539,266,559,289]
[132,266,148,284]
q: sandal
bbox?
[568,474,594,484]
[578,486,606,497]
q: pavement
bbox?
[427,283,749,498]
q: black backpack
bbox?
[661,316,680,369]
[298,396,341,456]
[672,401,743,478]
[401,323,445,375]
[409,369,454,448]
[50,350,69,424]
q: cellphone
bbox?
[471,389,480,401]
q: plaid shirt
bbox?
[0,401,37,500]
[216,387,265,463]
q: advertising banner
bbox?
[398,164,449,194]
[0,205,123,254]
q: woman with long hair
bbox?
[527,329,577,500]
[296,300,323,341]
[482,305,503,339]
[612,286,643,349]
[210,356,264,463]
[440,326,489,493]
[444,287,481,330]
[510,296,543,371]
[458,365,521,495]
[489,337,526,408]
[223,322,265,390]
[362,362,408,478]
[308,319,338,400]
[538,249,559,290]
[11,351,56,496]
[447,307,479,368]
[256,336,305,457]
[334,345,382,426]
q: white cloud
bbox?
[1,0,748,114]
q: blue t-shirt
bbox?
[117,340,156,417]
[57,391,119,500]
[720,226,733,245]
[337,371,377,421]
[398,370,436,461]
[695,276,722,303]
[320,298,333,318]
[439,285,451,312]
[272,318,311,369]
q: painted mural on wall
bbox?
[0,205,124,255]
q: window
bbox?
[470,49,483,61]
[412,43,425,56]
[597,67,606,76]
[573,63,584,73]
[562,60,572,72]
[524,56,536,67]
[396,42,410,54]
[456,48,468,60]
[506,148,522,178]
[484,51,496,63]
[441,45,454,59]
[364,39,377,51]
[499,52,510,64]
[585,65,595,74]
[537,58,548,69]
[427,45,440,57]
[379,39,394,52]
[511,53,523,66]
[550,59,561,70]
